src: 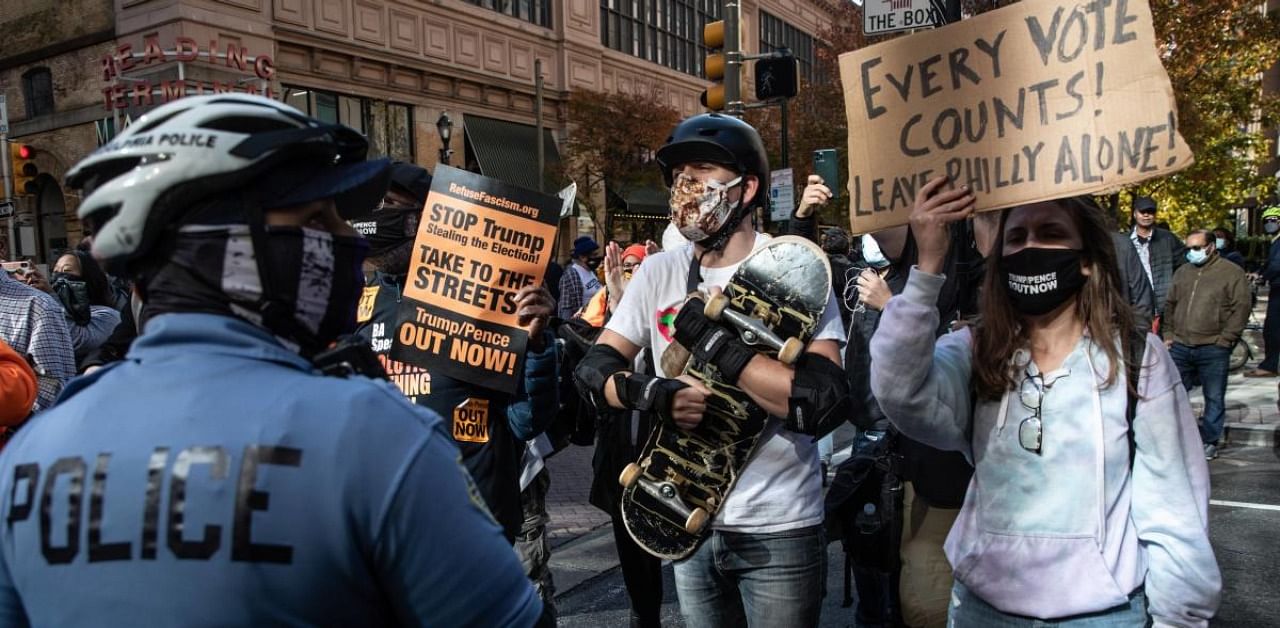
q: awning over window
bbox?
[463,114,561,194]
[607,183,670,221]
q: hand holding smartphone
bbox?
[1,261,31,278]
[813,149,839,198]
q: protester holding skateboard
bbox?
[869,178,1221,626]
[576,113,849,627]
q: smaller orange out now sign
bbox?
[453,398,491,444]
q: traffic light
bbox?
[754,55,798,101]
[701,20,727,111]
[10,144,38,196]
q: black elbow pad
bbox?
[785,352,851,438]
[574,343,629,410]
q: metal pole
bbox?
[2,135,13,259]
[535,59,545,194]
[780,99,789,168]
[725,0,741,116]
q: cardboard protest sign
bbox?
[839,0,1193,234]
[389,165,561,394]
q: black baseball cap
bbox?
[1132,196,1157,214]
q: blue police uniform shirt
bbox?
[0,313,542,627]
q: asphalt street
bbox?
[556,444,1280,627]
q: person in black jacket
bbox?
[1247,207,1280,377]
[1127,196,1185,332]
[1213,227,1247,269]
[792,175,973,628]
[1093,204,1158,334]
[350,162,560,546]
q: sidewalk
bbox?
[542,440,614,597]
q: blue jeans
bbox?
[1169,342,1230,445]
[674,525,825,628]
[949,581,1149,627]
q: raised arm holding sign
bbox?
[839,0,1192,234]
[391,165,562,394]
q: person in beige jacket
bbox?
[1164,229,1250,460]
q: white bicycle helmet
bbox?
[66,94,384,269]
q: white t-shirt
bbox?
[606,233,845,533]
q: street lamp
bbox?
[436,112,454,165]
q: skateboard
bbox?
[619,236,831,560]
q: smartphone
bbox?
[1,261,31,277]
[813,149,840,198]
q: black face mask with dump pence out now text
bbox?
[1001,248,1086,316]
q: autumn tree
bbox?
[964,1,1280,234]
[556,89,680,242]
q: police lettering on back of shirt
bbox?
[7,445,299,566]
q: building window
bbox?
[463,0,551,28]
[281,86,413,161]
[601,0,721,77]
[22,67,55,118]
[759,11,815,83]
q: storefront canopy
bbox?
[463,114,561,194]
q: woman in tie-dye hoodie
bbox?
[870,177,1220,628]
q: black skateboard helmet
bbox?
[656,113,770,210]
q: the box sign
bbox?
[864,0,942,36]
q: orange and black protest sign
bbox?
[389,165,561,394]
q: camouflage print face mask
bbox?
[668,173,743,242]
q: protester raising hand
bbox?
[603,241,625,300]
[910,176,975,274]
[795,174,833,219]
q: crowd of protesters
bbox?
[0,95,1251,628]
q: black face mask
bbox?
[51,273,91,325]
[351,207,416,257]
[145,225,368,358]
[1001,248,1087,316]
[258,226,370,354]
[585,257,604,271]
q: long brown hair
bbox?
[972,198,1136,400]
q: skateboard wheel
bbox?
[619,463,643,489]
[684,507,709,534]
[704,294,729,321]
[778,337,804,366]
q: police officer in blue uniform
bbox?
[0,95,548,627]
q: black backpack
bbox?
[548,316,603,452]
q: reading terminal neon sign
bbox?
[100,36,277,111]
